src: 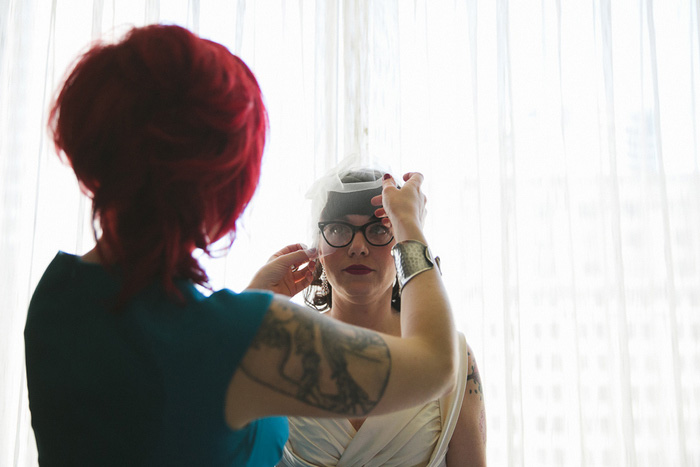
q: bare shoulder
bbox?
[225,297,392,428]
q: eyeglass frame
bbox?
[317,219,394,248]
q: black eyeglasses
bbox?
[318,220,394,248]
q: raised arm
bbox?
[226,172,458,428]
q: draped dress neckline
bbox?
[280,333,469,467]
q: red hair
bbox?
[50,24,267,305]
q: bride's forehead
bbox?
[342,214,373,225]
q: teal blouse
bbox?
[25,252,287,466]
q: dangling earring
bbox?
[320,269,329,295]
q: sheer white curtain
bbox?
[1,1,698,465]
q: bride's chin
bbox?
[336,284,391,301]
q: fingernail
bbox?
[383,174,391,180]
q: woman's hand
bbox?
[246,244,317,297]
[371,172,428,242]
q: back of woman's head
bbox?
[50,24,267,305]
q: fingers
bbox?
[290,267,307,283]
[291,260,316,284]
[286,270,315,296]
[402,172,424,185]
[381,172,424,192]
[282,249,317,270]
[380,173,399,203]
[268,243,307,261]
[382,173,398,189]
[271,245,317,263]
[399,172,426,206]
[292,273,314,292]
[248,245,318,296]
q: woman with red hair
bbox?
[24,25,458,466]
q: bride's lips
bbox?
[343,265,373,275]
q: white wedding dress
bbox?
[278,333,468,467]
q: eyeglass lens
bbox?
[321,221,393,247]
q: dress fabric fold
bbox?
[279,333,469,467]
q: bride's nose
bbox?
[347,232,369,256]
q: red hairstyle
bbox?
[50,24,267,305]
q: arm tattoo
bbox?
[240,302,391,416]
[467,350,484,400]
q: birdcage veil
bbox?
[303,156,401,312]
[305,156,395,253]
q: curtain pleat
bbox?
[189,0,200,33]
[594,1,637,465]
[644,0,687,463]
[314,0,339,172]
[12,1,56,465]
[496,0,524,465]
[464,0,487,378]
[145,0,159,24]
[342,0,369,162]
[552,0,586,462]
[234,0,245,55]
[693,1,700,170]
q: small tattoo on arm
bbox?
[466,349,486,445]
[467,351,484,400]
[240,302,391,416]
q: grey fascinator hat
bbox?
[306,159,395,249]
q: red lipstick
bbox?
[343,265,373,275]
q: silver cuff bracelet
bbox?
[391,240,441,293]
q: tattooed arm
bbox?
[226,172,457,428]
[446,343,487,466]
[225,291,456,428]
